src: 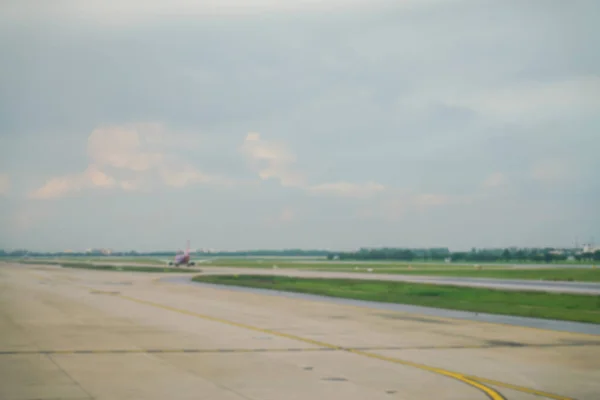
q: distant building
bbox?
[85,248,112,255]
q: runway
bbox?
[1,263,599,400]
[195,267,600,295]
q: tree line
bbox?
[0,249,330,257]
[327,247,600,263]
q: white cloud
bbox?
[279,207,295,223]
[530,159,572,183]
[86,165,117,188]
[483,172,508,188]
[308,182,385,198]
[360,189,477,221]
[29,166,117,199]
[30,123,230,199]
[449,76,600,122]
[11,203,53,233]
[87,125,165,172]
[0,173,10,195]
[2,0,443,26]
[241,132,307,188]
[413,194,453,207]
[241,132,386,197]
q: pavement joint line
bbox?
[27,272,576,400]
[2,342,598,356]
[117,293,579,400]
[0,348,345,356]
[117,294,510,400]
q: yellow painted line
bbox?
[37,274,575,400]
[118,293,579,400]
[463,376,576,400]
[0,347,339,355]
[118,294,506,400]
[346,348,506,400]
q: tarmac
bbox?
[1,262,599,400]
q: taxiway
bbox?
[1,262,599,400]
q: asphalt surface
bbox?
[2,262,600,400]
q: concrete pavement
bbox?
[1,262,599,400]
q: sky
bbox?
[1,0,599,252]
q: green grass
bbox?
[17,260,64,266]
[311,267,600,282]
[17,260,195,273]
[77,257,167,265]
[204,259,600,282]
[192,275,600,324]
[59,263,197,273]
[206,259,505,269]
[14,257,167,265]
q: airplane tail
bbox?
[185,240,190,256]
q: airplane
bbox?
[168,240,196,267]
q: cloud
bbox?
[0,173,10,195]
[279,207,295,223]
[2,0,599,251]
[1,0,442,26]
[308,182,385,198]
[30,124,231,199]
[241,132,387,198]
[87,125,165,172]
[357,188,478,222]
[241,132,307,188]
[530,159,572,183]
[11,203,53,233]
[439,76,600,122]
[29,166,117,199]
[483,172,508,188]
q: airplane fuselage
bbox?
[168,240,195,267]
[169,250,195,266]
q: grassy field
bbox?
[310,267,600,282]
[12,257,167,265]
[15,260,195,273]
[12,258,600,282]
[205,259,510,269]
[192,275,600,324]
[59,263,197,273]
[202,259,600,282]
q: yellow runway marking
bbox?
[24,270,576,400]
[120,294,509,400]
[463,376,577,400]
[118,294,578,400]
[0,347,336,355]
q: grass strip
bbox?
[192,275,600,324]
[206,259,600,282]
[59,263,197,273]
[16,260,195,273]
[311,267,600,282]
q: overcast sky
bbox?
[1,0,598,252]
